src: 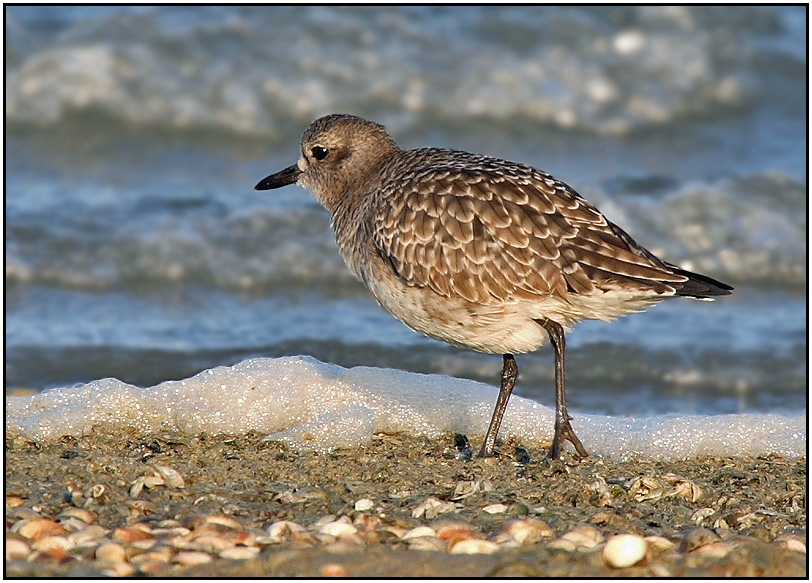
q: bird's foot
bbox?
[549,417,588,460]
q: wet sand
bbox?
[5,430,807,577]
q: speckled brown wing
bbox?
[371,149,687,305]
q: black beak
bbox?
[255,165,302,190]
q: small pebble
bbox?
[603,533,647,568]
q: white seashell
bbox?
[68,524,110,547]
[666,479,703,502]
[88,484,106,499]
[173,550,213,567]
[55,517,88,533]
[320,563,350,577]
[690,507,715,525]
[780,538,806,554]
[643,535,675,555]
[546,539,577,552]
[603,534,647,568]
[203,515,243,531]
[449,538,499,555]
[561,525,603,549]
[112,526,154,544]
[143,476,166,488]
[311,514,340,530]
[493,518,555,545]
[102,563,136,577]
[265,521,305,543]
[129,478,146,498]
[627,476,667,502]
[451,481,481,500]
[354,498,374,512]
[6,538,31,561]
[129,547,175,565]
[95,542,127,563]
[690,542,733,559]
[32,535,75,552]
[57,507,96,524]
[411,497,457,519]
[405,536,446,552]
[219,546,260,560]
[402,526,437,540]
[186,534,234,553]
[152,465,185,489]
[482,503,508,514]
[318,521,358,538]
[16,518,68,540]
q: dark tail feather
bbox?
[668,265,733,298]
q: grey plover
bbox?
[256,114,733,459]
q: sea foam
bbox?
[5,356,805,461]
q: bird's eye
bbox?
[311,146,329,161]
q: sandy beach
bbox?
[5,430,806,577]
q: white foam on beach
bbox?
[5,356,806,461]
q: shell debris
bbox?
[603,533,648,568]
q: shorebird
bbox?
[255,114,732,459]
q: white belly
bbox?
[364,264,668,355]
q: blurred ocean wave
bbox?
[6,173,805,293]
[6,6,802,138]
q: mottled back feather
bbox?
[371,149,688,305]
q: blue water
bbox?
[5,6,807,417]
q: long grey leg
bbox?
[477,354,518,458]
[538,319,588,460]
